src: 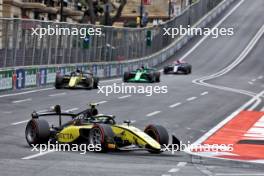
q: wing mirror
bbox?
[89,103,99,109]
[52,105,61,115]
[123,120,134,126]
[110,115,115,119]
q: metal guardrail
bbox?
[0,0,221,68]
[0,0,236,91]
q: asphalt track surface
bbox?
[0,0,264,175]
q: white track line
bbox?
[100,78,122,83]
[65,108,79,113]
[118,95,131,99]
[185,23,264,163]
[166,162,187,174]
[0,78,122,99]
[248,98,262,111]
[180,0,245,61]
[258,76,263,79]
[177,162,187,167]
[11,120,29,125]
[248,81,254,85]
[12,98,32,104]
[189,92,264,145]
[146,111,161,117]
[168,168,179,173]
[201,91,209,96]
[193,25,264,105]
[187,97,197,101]
[0,111,13,114]
[195,25,264,82]
[0,88,54,98]
[169,102,182,108]
[185,90,264,154]
[22,150,55,160]
[96,101,108,104]
[49,92,66,97]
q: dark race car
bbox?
[55,70,99,89]
[163,60,192,74]
[25,104,180,153]
[123,67,160,83]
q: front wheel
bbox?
[144,124,169,153]
[147,73,155,83]
[189,67,192,74]
[163,68,169,74]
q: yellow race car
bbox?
[25,104,179,153]
[55,69,99,89]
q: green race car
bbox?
[123,67,160,83]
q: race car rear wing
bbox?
[31,104,99,127]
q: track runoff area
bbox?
[185,23,264,163]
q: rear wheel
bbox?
[123,72,130,82]
[154,72,160,82]
[93,77,99,89]
[85,78,93,89]
[25,119,50,146]
[144,125,169,153]
[89,124,115,152]
[55,76,63,89]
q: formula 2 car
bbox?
[164,60,192,74]
[55,69,99,89]
[25,104,179,153]
[123,67,160,83]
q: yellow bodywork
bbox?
[111,125,161,150]
[69,76,81,87]
[57,125,92,143]
[56,123,161,150]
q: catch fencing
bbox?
[0,0,222,68]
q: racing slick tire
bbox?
[55,76,63,89]
[144,125,169,153]
[147,72,156,83]
[189,67,192,74]
[85,77,93,89]
[184,68,191,74]
[163,67,169,74]
[154,72,160,82]
[89,124,115,152]
[123,72,130,82]
[93,77,99,89]
[185,66,192,74]
[25,119,50,146]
